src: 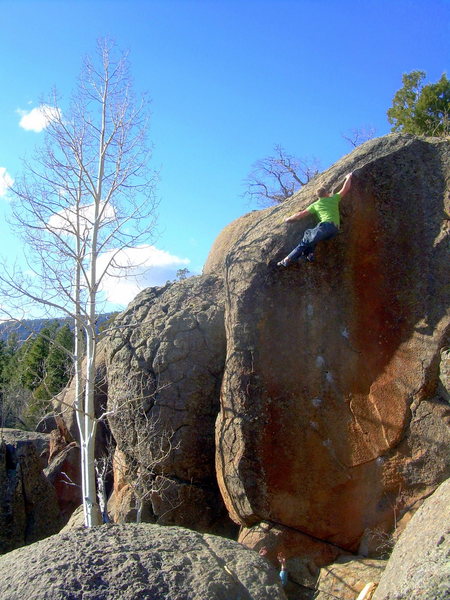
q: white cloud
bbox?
[46,204,191,305]
[97,244,191,305]
[0,167,13,197]
[17,105,61,132]
[48,202,116,236]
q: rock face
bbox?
[0,429,62,554]
[372,477,450,600]
[0,523,287,600]
[29,134,445,582]
[315,555,385,600]
[239,521,341,596]
[215,134,450,561]
[204,210,262,275]
[44,442,82,524]
[106,275,234,535]
[0,428,51,467]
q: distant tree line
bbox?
[0,311,122,431]
[0,322,74,429]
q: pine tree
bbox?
[2,332,19,385]
[43,324,74,397]
[0,334,30,428]
[19,325,57,391]
[387,71,450,136]
[0,340,8,414]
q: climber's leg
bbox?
[277,227,316,266]
[277,222,339,267]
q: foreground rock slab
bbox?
[373,477,450,600]
[0,523,287,600]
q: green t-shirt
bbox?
[307,193,341,227]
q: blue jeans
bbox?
[286,221,339,262]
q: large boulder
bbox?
[45,134,447,573]
[106,275,235,535]
[204,210,262,275]
[372,477,450,600]
[0,429,62,554]
[215,134,450,558]
[0,428,50,467]
[0,523,287,600]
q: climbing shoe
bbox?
[277,258,290,267]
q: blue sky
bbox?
[0,0,449,311]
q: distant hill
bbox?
[0,313,117,344]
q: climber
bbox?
[258,547,288,587]
[277,552,288,587]
[277,172,353,267]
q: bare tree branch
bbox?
[243,144,320,207]
[108,375,181,524]
[342,126,376,148]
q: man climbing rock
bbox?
[258,547,289,588]
[277,552,288,587]
[277,172,353,266]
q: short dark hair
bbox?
[317,186,327,197]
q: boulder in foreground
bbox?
[373,477,450,600]
[0,523,287,600]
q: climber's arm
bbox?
[277,552,287,569]
[285,209,309,223]
[337,172,353,197]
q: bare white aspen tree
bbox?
[0,39,158,527]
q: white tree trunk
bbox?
[79,67,106,528]
[82,206,101,526]
[136,498,143,524]
[82,332,101,527]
